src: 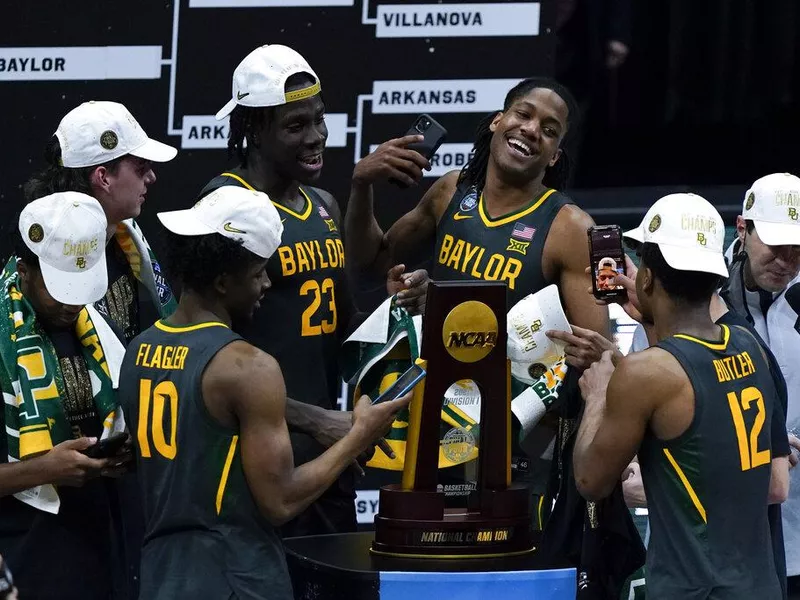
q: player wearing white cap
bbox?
[574,193,788,599]
[119,186,410,599]
[24,100,179,345]
[719,173,800,597]
[199,44,429,536]
[0,192,130,599]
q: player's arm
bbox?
[542,206,612,369]
[768,358,790,504]
[345,148,457,275]
[214,343,409,525]
[573,350,664,501]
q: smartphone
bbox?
[82,432,129,459]
[390,114,447,188]
[371,364,426,405]
[588,225,628,301]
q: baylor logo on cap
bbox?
[76,257,87,269]
[530,319,543,333]
[442,300,498,363]
[27,224,44,243]
[648,214,661,233]
[100,130,118,150]
[697,233,707,246]
[745,192,755,211]
[789,208,798,221]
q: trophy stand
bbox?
[372,281,535,558]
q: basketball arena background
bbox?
[2,0,799,525]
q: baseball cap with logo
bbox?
[215,44,321,120]
[507,284,572,386]
[157,187,284,259]
[624,193,728,277]
[742,173,800,246]
[55,101,178,168]
[19,191,109,305]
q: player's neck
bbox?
[238,156,301,205]
[652,300,720,342]
[483,161,546,216]
[168,292,232,328]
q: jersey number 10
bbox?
[727,386,770,472]
[137,378,178,460]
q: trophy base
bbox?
[371,483,536,558]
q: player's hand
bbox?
[546,324,623,370]
[101,436,135,478]
[39,437,112,487]
[311,409,394,477]
[622,461,647,508]
[586,255,647,323]
[788,433,800,469]
[351,392,413,451]
[387,264,429,316]
[578,351,616,405]
[352,135,431,188]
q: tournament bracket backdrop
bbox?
[2,0,555,525]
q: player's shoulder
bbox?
[612,346,688,397]
[208,340,281,380]
[552,200,593,232]
[424,170,462,220]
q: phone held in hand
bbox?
[371,363,426,405]
[390,114,447,188]
[588,224,628,302]
[81,431,129,459]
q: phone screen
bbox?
[373,364,426,404]
[589,226,626,297]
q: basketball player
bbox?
[345,77,609,363]
[119,187,411,599]
[573,193,789,598]
[200,44,429,536]
[24,101,179,343]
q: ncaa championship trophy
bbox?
[372,281,535,558]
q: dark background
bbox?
[4,1,799,301]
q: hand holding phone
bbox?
[588,225,628,302]
[389,114,447,188]
[81,432,129,459]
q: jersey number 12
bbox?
[727,386,770,471]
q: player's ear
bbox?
[549,147,563,168]
[213,273,229,296]
[489,111,503,133]
[640,265,654,296]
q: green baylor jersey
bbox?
[433,183,573,309]
[199,173,347,411]
[641,324,781,599]
[119,320,292,600]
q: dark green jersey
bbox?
[119,320,291,600]
[199,174,347,410]
[640,324,781,599]
[433,183,573,308]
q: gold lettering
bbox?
[484,254,504,280]
[279,247,296,276]
[742,351,756,376]
[335,239,345,268]
[296,243,311,273]
[325,239,339,268]
[315,240,329,269]
[162,346,174,369]
[136,344,150,367]
[149,345,163,369]
[446,239,465,269]
[461,243,481,273]
[776,191,800,207]
[301,241,318,270]
[500,258,522,291]
[439,234,454,264]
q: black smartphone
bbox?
[588,225,628,301]
[82,432,129,459]
[371,364,426,405]
[390,114,447,188]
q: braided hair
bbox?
[457,77,577,193]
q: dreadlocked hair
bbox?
[226,72,321,166]
[23,136,123,202]
[458,77,577,193]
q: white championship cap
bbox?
[624,193,728,278]
[157,186,284,259]
[215,44,321,120]
[19,191,109,305]
[742,173,800,246]
[55,101,177,168]
[507,284,572,386]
